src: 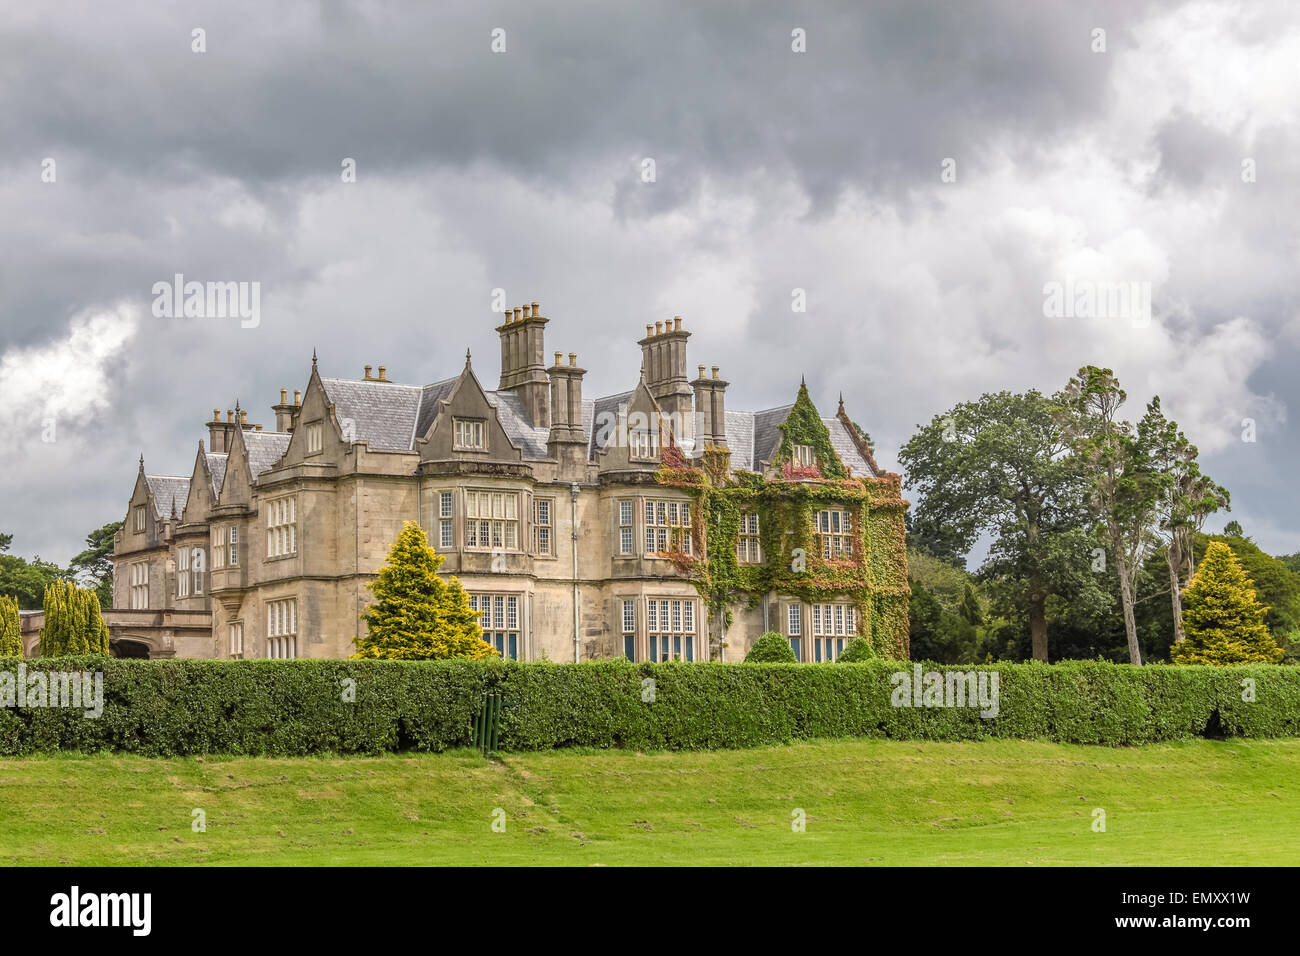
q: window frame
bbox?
[453,417,487,451]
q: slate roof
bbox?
[205,453,227,495]
[313,372,879,476]
[588,390,634,459]
[245,431,291,476]
[320,378,423,451]
[144,475,190,519]
[486,390,547,458]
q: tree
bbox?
[900,390,1092,661]
[1137,398,1229,645]
[0,534,65,610]
[1056,367,1162,665]
[354,521,496,660]
[0,596,21,656]
[1171,542,1282,664]
[744,631,797,662]
[68,521,123,609]
[37,580,108,656]
[1222,520,1245,539]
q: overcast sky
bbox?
[1,0,1296,565]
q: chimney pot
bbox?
[674,315,682,331]
[655,321,664,335]
[378,365,387,381]
[712,366,719,380]
[280,388,287,404]
[364,365,372,380]
[240,409,248,425]
[645,324,653,338]
[554,351,562,366]
[255,424,262,432]
[226,409,234,422]
[568,353,577,367]
[213,408,221,421]
[523,304,531,319]
[531,301,540,316]
[293,390,301,406]
[698,365,706,379]
[513,307,522,322]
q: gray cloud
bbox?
[0,0,1296,564]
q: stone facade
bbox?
[110,304,907,662]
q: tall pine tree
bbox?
[1172,541,1281,664]
[354,521,497,660]
[0,596,21,656]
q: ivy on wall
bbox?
[655,392,910,660]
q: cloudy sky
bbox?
[1,0,1296,565]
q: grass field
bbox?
[1,738,1296,865]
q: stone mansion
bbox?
[109,303,909,662]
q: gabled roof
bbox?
[144,475,189,519]
[723,406,878,477]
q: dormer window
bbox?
[454,418,486,451]
[629,430,658,460]
[792,444,814,467]
[305,421,323,455]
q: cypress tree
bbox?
[354,521,497,660]
[1172,541,1282,664]
[0,596,21,656]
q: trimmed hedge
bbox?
[0,657,1297,756]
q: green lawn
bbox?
[2,738,1296,865]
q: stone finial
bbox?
[312,347,317,367]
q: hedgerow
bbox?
[0,657,1295,756]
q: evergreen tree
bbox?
[0,596,21,656]
[354,521,496,660]
[1171,542,1282,665]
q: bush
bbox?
[744,632,797,663]
[0,657,1297,755]
[837,637,875,662]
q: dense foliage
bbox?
[0,657,1296,755]
[744,631,797,662]
[0,596,20,656]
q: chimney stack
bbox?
[496,300,550,428]
[273,386,297,433]
[692,364,729,450]
[547,350,587,471]
[638,317,694,443]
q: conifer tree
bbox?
[0,596,21,656]
[354,521,497,660]
[1171,541,1282,664]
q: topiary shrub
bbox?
[745,631,797,663]
[837,636,875,662]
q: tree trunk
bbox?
[1110,524,1142,665]
[1167,542,1186,645]
[1029,577,1049,662]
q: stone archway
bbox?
[111,639,153,659]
